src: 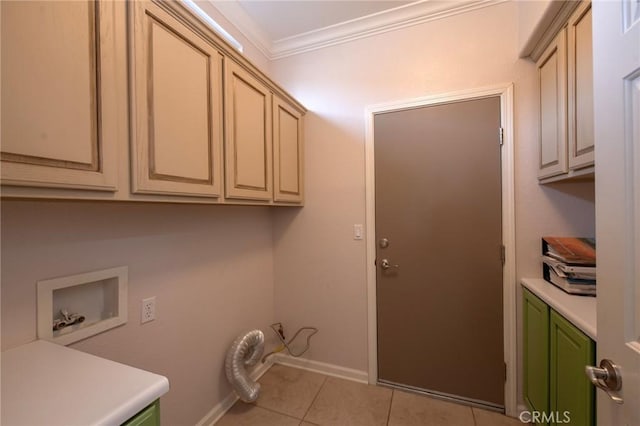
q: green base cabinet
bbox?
[524,288,550,416]
[522,288,595,425]
[122,400,160,426]
[550,310,595,426]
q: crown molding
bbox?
[520,0,580,61]
[209,0,508,60]
[270,0,507,59]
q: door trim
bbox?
[364,83,516,416]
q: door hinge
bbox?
[499,127,504,146]
[500,244,506,266]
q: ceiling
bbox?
[235,1,413,41]
[207,0,504,59]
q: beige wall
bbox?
[1,201,277,425]
[270,0,594,401]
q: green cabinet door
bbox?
[550,310,595,426]
[122,400,160,426]
[523,289,550,418]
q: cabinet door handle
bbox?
[585,359,623,404]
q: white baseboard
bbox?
[195,356,369,425]
[517,403,529,417]
[272,353,369,384]
[195,360,273,426]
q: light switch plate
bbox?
[354,224,364,240]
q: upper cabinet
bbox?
[224,61,273,201]
[129,0,224,198]
[0,0,123,191]
[532,1,594,183]
[537,28,567,180]
[273,95,304,204]
[567,2,594,171]
[1,0,306,206]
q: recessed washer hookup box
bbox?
[37,266,128,345]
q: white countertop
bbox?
[522,278,597,340]
[1,340,169,426]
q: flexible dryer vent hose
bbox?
[225,329,265,403]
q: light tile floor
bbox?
[217,365,523,426]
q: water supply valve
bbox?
[52,308,85,331]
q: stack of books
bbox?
[542,237,596,296]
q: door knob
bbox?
[380,259,399,270]
[585,359,623,404]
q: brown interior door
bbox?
[374,97,504,408]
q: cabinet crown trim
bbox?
[521,0,581,61]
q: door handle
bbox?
[380,259,399,270]
[585,359,623,404]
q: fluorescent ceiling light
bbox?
[182,0,244,52]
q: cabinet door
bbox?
[1,0,120,191]
[550,310,595,426]
[537,28,568,180]
[224,61,273,201]
[567,1,594,170]
[130,1,223,197]
[122,400,159,426]
[523,289,550,418]
[273,95,304,203]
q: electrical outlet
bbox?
[141,297,156,324]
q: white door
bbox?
[592,0,640,424]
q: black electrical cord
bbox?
[261,322,318,363]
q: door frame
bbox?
[364,83,516,416]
